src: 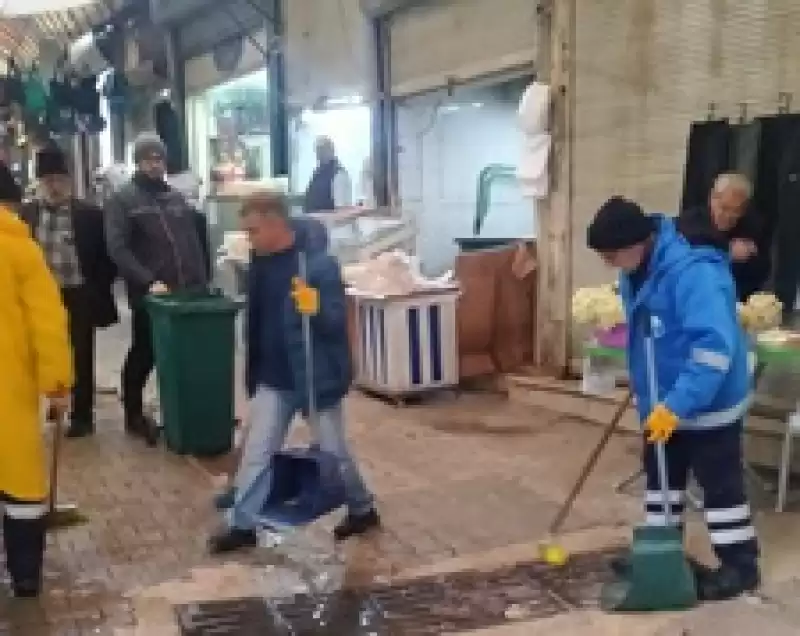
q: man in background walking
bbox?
[20,145,117,438]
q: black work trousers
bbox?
[1,493,46,592]
[61,286,95,424]
[643,421,759,574]
[121,300,155,418]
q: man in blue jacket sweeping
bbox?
[587,197,759,601]
[209,191,378,554]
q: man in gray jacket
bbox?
[105,132,210,445]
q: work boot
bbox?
[695,563,760,602]
[65,418,94,439]
[3,514,45,599]
[334,508,381,541]
[213,487,236,511]
[208,527,258,555]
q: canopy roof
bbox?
[0,0,124,64]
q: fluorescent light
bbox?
[327,95,364,106]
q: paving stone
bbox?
[5,320,800,633]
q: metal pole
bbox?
[267,0,289,178]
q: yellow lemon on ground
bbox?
[542,544,569,567]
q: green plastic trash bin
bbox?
[146,292,244,456]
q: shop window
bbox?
[187,68,271,195]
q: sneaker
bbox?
[65,418,94,439]
[696,563,760,602]
[208,527,258,555]
[334,508,380,541]
[213,487,236,511]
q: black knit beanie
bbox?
[0,161,22,204]
[587,196,655,251]
[35,146,70,178]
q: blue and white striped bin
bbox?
[352,290,460,397]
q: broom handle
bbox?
[298,252,318,426]
[548,391,631,536]
[49,412,64,515]
[644,332,673,526]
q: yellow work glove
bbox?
[291,277,319,316]
[645,404,679,444]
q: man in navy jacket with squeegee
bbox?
[208,191,378,554]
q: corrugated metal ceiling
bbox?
[0,0,124,63]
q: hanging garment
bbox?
[154,99,184,174]
[23,71,48,122]
[680,119,732,212]
[753,115,800,254]
[771,121,800,314]
[728,121,761,186]
[76,73,99,117]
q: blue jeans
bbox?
[226,387,374,530]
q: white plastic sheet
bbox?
[517,81,552,200]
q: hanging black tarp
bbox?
[679,119,731,212]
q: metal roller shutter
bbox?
[388,0,539,97]
[572,0,800,289]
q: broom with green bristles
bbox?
[45,414,89,530]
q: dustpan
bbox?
[600,332,697,612]
[253,446,347,528]
[250,252,348,531]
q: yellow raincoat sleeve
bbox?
[18,240,74,394]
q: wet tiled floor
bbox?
[3,320,800,634]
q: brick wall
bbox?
[572,0,800,289]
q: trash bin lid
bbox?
[146,292,244,314]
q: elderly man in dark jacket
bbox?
[20,145,117,438]
[208,191,378,554]
[105,132,210,444]
[677,173,769,301]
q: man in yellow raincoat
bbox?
[0,161,73,598]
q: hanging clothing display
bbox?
[48,71,76,134]
[23,69,48,123]
[728,121,761,187]
[770,120,800,314]
[6,58,24,108]
[752,115,800,253]
[103,70,128,114]
[680,119,731,212]
[154,99,184,174]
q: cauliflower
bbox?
[572,284,625,329]
[738,292,782,334]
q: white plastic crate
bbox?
[352,290,459,397]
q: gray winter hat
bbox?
[133,132,167,163]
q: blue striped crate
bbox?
[353,292,459,396]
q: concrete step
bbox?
[505,372,800,476]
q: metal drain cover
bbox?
[176,598,283,635]
[175,549,622,635]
